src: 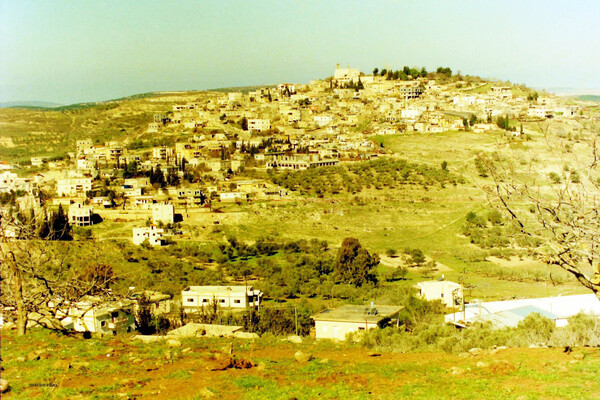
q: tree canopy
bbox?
[334,237,379,287]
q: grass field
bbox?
[2,329,599,399]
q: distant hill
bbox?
[0,101,63,109]
[578,95,600,102]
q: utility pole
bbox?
[294,306,298,336]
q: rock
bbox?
[120,378,136,387]
[26,351,40,361]
[256,362,266,371]
[206,354,233,371]
[131,358,143,364]
[52,360,71,371]
[1,322,15,331]
[16,356,26,363]
[449,366,464,376]
[182,347,192,354]
[198,388,215,398]
[573,353,585,360]
[287,335,303,344]
[468,348,483,356]
[220,343,233,355]
[105,347,115,355]
[476,361,489,368]
[294,351,314,363]
[319,358,330,364]
[0,379,9,393]
[232,357,256,369]
[37,351,50,360]
[71,361,90,370]
[166,339,181,348]
[457,352,470,358]
[233,332,259,339]
[133,335,165,343]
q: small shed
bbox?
[311,304,404,341]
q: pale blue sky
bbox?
[1,1,599,104]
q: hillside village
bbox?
[1,65,593,236]
[1,65,600,342]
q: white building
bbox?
[152,203,175,224]
[76,139,94,155]
[69,204,94,227]
[61,300,135,336]
[314,115,333,127]
[248,119,271,132]
[311,304,403,341]
[415,281,463,308]
[57,177,93,197]
[334,64,360,85]
[132,225,165,246]
[219,192,248,202]
[445,293,600,329]
[181,286,263,312]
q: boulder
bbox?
[26,351,40,361]
[449,366,464,376]
[294,351,314,363]
[476,361,489,368]
[1,322,15,331]
[233,332,259,339]
[468,348,483,356]
[133,335,165,343]
[166,339,181,348]
[287,335,302,344]
[52,360,71,371]
[206,354,233,371]
[0,379,9,394]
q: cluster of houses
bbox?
[4,279,598,342]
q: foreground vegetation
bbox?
[2,327,600,399]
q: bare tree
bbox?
[480,120,600,299]
[0,210,120,335]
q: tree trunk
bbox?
[12,263,26,336]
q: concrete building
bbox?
[334,64,360,85]
[445,294,600,329]
[248,118,271,132]
[57,177,93,197]
[69,204,94,227]
[181,285,263,312]
[311,304,404,341]
[76,139,94,155]
[415,281,463,308]
[132,225,165,246]
[61,299,135,336]
[152,203,175,224]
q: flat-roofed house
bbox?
[69,203,94,227]
[60,299,135,336]
[181,285,263,312]
[132,225,165,246]
[248,118,271,133]
[57,177,93,197]
[311,304,404,341]
[152,203,175,224]
[415,281,463,308]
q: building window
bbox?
[219,299,225,303]
[187,298,194,303]
[202,299,209,303]
[101,321,106,327]
[234,299,241,304]
[111,311,119,318]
